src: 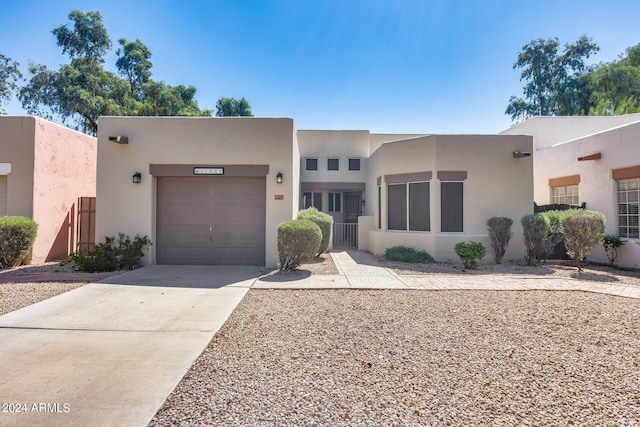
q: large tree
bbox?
[588,43,640,115]
[19,10,210,135]
[506,35,599,122]
[215,96,253,117]
[0,54,22,114]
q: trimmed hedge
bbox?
[486,217,513,264]
[278,219,322,271]
[563,213,605,271]
[297,207,333,256]
[454,241,486,269]
[0,216,38,268]
[384,245,435,263]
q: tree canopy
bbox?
[215,96,254,117]
[0,54,22,114]
[18,9,212,135]
[507,35,640,122]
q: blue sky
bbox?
[1,0,639,133]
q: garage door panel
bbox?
[157,176,265,265]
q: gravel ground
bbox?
[0,281,85,316]
[150,289,640,427]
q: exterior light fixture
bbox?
[108,136,129,144]
[361,199,366,207]
[276,172,283,184]
[132,172,142,184]
[512,151,531,158]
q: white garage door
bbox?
[156,176,266,265]
[0,176,7,216]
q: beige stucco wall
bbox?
[369,133,426,155]
[0,117,36,219]
[533,122,640,268]
[96,117,296,266]
[362,134,534,262]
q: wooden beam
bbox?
[577,152,601,161]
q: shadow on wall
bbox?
[45,197,95,262]
[45,204,75,262]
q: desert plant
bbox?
[277,219,322,271]
[521,214,549,266]
[69,234,151,272]
[0,216,38,268]
[454,241,486,269]
[486,217,513,264]
[384,245,435,263]
[562,213,606,272]
[602,235,625,266]
[297,207,333,256]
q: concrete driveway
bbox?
[0,265,261,427]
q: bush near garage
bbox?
[277,219,322,271]
[297,207,333,256]
[68,233,151,272]
[454,241,486,269]
[384,245,435,263]
[486,216,513,264]
[0,216,38,268]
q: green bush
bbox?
[521,214,549,266]
[384,245,435,263]
[563,213,605,271]
[0,216,38,268]
[603,234,625,266]
[278,219,322,271]
[297,207,333,256]
[69,233,151,272]
[486,217,513,264]
[454,241,486,269]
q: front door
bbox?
[343,192,361,224]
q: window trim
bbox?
[550,184,579,205]
[617,177,639,239]
[387,180,430,232]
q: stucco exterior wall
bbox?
[369,133,426,155]
[363,134,533,262]
[533,122,640,268]
[0,117,36,219]
[96,117,296,266]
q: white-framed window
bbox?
[348,158,361,171]
[551,185,579,205]
[305,158,318,171]
[327,158,339,171]
[328,192,341,212]
[617,178,639,238]
[303,192,322,210]
[387,181,430,231]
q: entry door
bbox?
[343,192,362,224]
[156,176,265,265]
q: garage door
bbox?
[156,176,266,265]
[0,176,7,216]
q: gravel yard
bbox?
[0,281,85,316]
[150,289,640,427]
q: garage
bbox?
[0,175,6,216]
[156,176,266,265]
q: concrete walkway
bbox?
[0,265,259,427]
[254,250,640,299]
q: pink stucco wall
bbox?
[31,118,96,262]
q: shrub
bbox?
[0,216,38,268]
[278,219,322,271]
[486,217,513,264]
[602,234,625,266]
[562,213,605,272]
[384,245,435,263]
[69,234,151,272]
[297,207,333,256]
[454,241,486,269]
[521,214,549,266]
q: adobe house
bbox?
[501,113,640,268]
[0,116,97,262]
[96,116,533,266]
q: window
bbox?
[617,178,639,238]
[328,193,341,212]
[349,158,361,171]
[305,158,318,171]
[551,185,579,205]
[327,158,339,171]
[441,182,463,232]
[303,192,322,210]
[387,182,430,231]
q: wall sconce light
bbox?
[276,172,283,184]
[361,199,366,207]
[132,172,142,184]
[109,136,129,144]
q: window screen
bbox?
[327,158,339,171]
[409,182,430,231]
[306,158,318,171]
[349,158,361,171]
[387,184,407,230]
[441,182,463,232]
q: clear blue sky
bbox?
[1,0,639,133]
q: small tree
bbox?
[562,213,606,272]
[602,235,625,266]
[454,241,486,269]
[487,217,513,264]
